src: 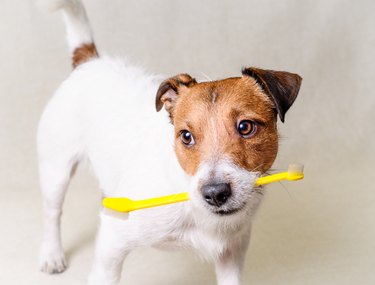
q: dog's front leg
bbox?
[88,214,133,285]
[214,229,251,285]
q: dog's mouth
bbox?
[212,202,247,216]
[215,208,241,216]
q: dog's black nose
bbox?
[202,183,231,207]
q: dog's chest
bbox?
[156,215,236,260]
[185,227,229,260]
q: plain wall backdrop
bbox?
[0,0,374,284]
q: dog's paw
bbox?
[39,247,67,274]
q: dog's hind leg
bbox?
[38,148,81,274]
[37,107,84,274]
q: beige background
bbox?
[1,0,374,284]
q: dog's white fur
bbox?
[38,1,263,284]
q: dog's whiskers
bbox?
[200,72,212,82]
[250,163,265,173]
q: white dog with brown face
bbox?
[38,1,302,284]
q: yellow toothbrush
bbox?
[102,164,304,213]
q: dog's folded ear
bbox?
[242,67,302,122]
[155,74,197,114]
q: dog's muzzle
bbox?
[193,160,256,216]
[200,182,247,216]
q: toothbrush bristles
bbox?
[288,163,304,174]
[102,207,129,220]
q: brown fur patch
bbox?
[72,43,98,68]
[172,77,279,176]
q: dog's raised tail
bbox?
[39,0,98,68]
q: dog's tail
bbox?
[39,0,98,68]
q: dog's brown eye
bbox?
[237,120,256,138]
[180,130,195,146]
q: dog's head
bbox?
[156,67,302,216]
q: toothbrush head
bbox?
[102,197,133,212]
[287,163,304,181]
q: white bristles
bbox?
[102,208,129,221]
[288,163,304,174]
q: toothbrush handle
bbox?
[131,192,190,211]
[255,172,288,186]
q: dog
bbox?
[38,1,302,284]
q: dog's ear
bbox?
[242,67,302,122]
[155,73,197,114]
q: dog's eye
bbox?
[237,120,256,138]
[180,130,195,146]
